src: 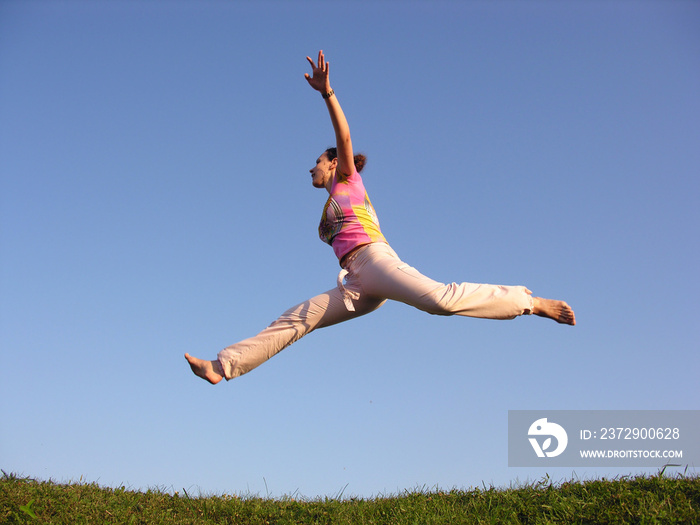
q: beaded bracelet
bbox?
[322,89,335,99]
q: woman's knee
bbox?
[418,284,461,316]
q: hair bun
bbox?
[354,154,367,173]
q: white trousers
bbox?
[218,242,533,379]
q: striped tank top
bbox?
[318,169,386,261]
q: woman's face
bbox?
[309,152,336,189]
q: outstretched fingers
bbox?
[306,50,326,71]
[305,50,330,91]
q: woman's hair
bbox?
[325,147,367,173]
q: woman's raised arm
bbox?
[305,50,355,177]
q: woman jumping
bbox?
[185,50,575,385]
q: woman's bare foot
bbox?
[185,353,225,384]
[532,297,576,325]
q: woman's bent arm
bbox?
[305,50,354,176]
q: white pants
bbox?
[218,242,533,379]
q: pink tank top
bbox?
[319,169,386,260]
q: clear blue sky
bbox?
[1,0,698,498]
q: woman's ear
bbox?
[329,157,338,170]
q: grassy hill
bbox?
[1,470,698,524]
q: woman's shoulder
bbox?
[335,168,361,184]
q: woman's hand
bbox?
[305,50,331,94]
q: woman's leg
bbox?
[186,286,385,383]
[351,244,574,323]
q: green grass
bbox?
[1,470,698,524]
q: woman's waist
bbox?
[339,241,392,269]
